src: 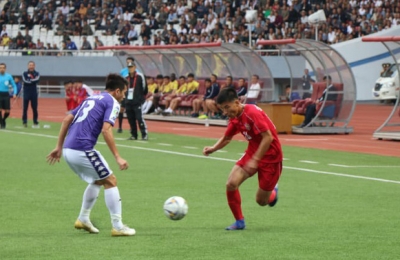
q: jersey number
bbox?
[75,100,95,123]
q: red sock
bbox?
[268,189,277,204]
[226,190,244,220]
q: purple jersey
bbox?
[64,92,120,151]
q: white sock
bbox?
[104,187,123,229]
[144,101,153,113]
[78,184,101,222]
[165,108,172,113]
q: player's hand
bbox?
[243,158,258,175]
[46,148,62,165]
[203,146,215,156]
[116,157,129,170]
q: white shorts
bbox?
[63,148,113,184]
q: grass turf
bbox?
[1,118,400,260]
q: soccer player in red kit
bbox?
[203,88,282,230]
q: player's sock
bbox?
[118,113,123,129]
[226,190,244,220]
[78,184,101,222]
[105,187,123,230]
[3,112,9,120]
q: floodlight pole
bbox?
[246,23,253,48]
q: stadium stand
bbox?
[0,0,399,54]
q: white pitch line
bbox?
[215,150,227,153]
[4,130,400,185]
[182,146,198,149]
[299,160,319,164]
[283,158,289,160]
[329,164,400,168]
[157,143,172,146]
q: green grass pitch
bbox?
[1,119,400,260]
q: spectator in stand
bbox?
[245,75,261,104]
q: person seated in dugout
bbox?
[153,75,176,114]
[299,75,338,128]
[142,76,158,114]
[192,75,220,119]
[162,74,200,116]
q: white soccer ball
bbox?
[163,196,188,221]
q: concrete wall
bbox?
[332,26,400,100]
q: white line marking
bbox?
[157,143,172,146]
[171,128,209,131]
[299,160,319,164]
[328,164,349,167]
[215,150,227,153]
[4,130,400,185]
[329,164,400,168]
[182,146,198,149]
[283,158,289,161]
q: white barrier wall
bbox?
[332,26,400,101]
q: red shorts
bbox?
[236,153,282,191]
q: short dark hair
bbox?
[226,76,233,81]
[64,80,72,85]
[211,74,218,79]
[323,75,332,80]
[187,73,195,78]
[105,73,128,91]
[126,56,135,62]
[156,74,163,79]
[216,88,238,104]
[0,63,6,67]
[205,78,211,83]
[179,76,186,79]
[253,74,259,79]
[164,75,170,79]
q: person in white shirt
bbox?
[0,25,8,37]
[242,75,261,104]
[176,2,186,17]
[60,2,70,16]
[327,27,336,44]
[123,10,133,21]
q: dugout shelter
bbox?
[362,36,400,141]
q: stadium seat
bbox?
[292,82,325,115]
[316,83,344,119]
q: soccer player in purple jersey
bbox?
[47,74,136,236]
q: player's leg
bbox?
[31,95,39,126]
[225,165,250,230]
[0,97,4,128]
[2,95,11,129]
[256,162,282,207]
[135,104,148,140]
[22,97,29,126]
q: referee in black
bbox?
[125,61,148,140]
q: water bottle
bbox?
[205,118,209,127]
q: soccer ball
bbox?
[163,196,188,221]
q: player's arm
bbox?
[252,130,273,162]
[101,122,128,170]
[10,76,18,97]
[203,135,233,156]
[31,72,40,83]
[46,114,74,164]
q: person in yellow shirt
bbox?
[1,33,10,46]
[142,76,158,114]
[162,75,187,115]
[186,73,199,95]
[153,75,173,114]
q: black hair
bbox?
[170,73,176,81]
[164,76,170,79]
[64,80,72,85]
[211,74,218,79]
[323,75,332,80]
[216,88,238,105]
[126,56,135,62]
[105,73,128,91]
[156,74,163,79]
[253,74,259,79]
[0,63,6,67]
[179,76,186,79]
[205,78,211,83]
[226,75,233,81]
[187,73,195,78]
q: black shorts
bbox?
[0,92,10,110]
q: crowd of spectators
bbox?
[0,0,399,53]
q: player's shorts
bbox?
[63,148,113,184]
[0,92,11,110]
[236,153,282,191]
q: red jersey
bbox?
[225,104,283,163]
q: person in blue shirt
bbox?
[0,63,17,129]
[22,61,40,128]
